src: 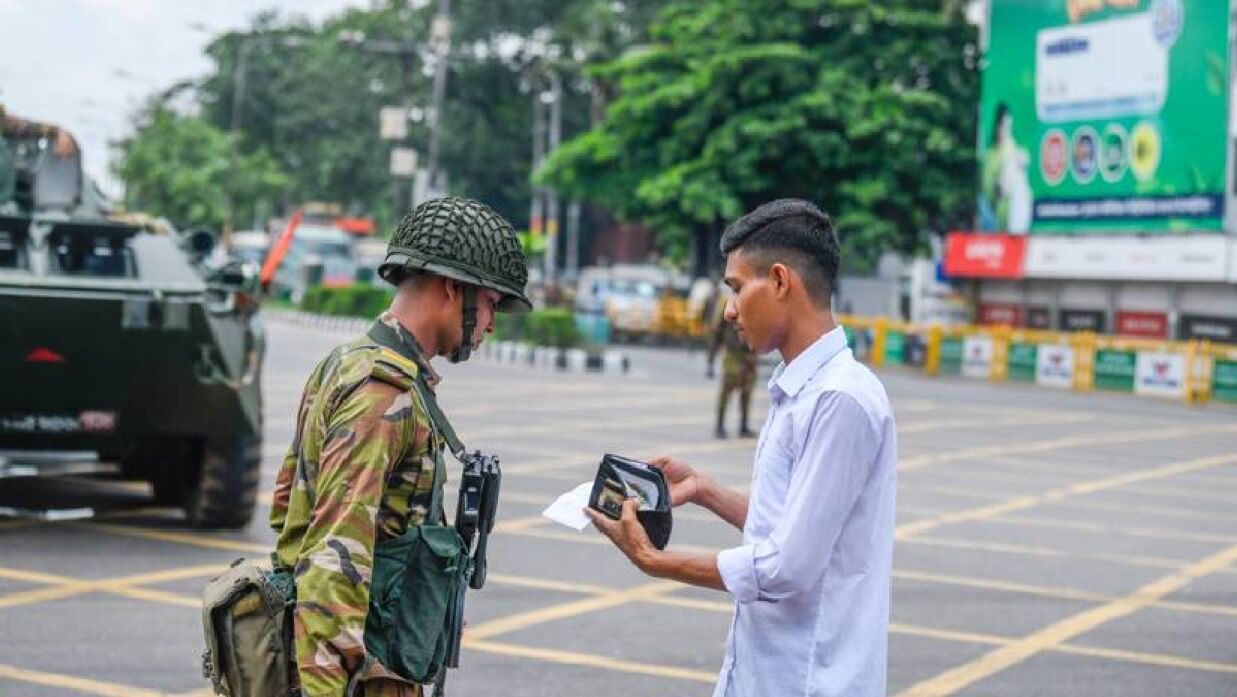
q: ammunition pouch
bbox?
[200,558,297,697]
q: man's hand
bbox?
[648,455,703,508]
[585,498,656,571]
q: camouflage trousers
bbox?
[355,677,423,697]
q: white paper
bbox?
[540,481,594,531]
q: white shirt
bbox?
[714,326,897,697]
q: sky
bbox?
[0,0,366,196]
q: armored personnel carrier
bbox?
[0,130,264,528]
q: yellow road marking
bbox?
[899,423,1237,472]
[988,513,1237,545]
[894,569,1237,619]
[0,662,165,697]
[0,564,224,610]
[486,573,614,596]
[905,535,1197,572]
[1052,497,1237,525]
[898,411,1098,434]
[465,581,681,640]
[462,639,718,683]
[77,523,269,554]
[894,542,1237,696]
[895,452,1237,540]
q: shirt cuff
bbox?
[717,544,759,604]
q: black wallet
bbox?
[588,453,673,550]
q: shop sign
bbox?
[944,233,1027,278]
[1059,309,1106,332]
[1177,314,1237,342]
[1025,307,1053,329]
[1213,360,1237,403]
[1116,311,1168,338]
[1022,236,1229,281]
[1094,349,1136,391]
[1008,342,1038,381]
[1036,344,1075,388]
[1134,351,1187,398]
[979,302,1023,327]
[962,335,994,379]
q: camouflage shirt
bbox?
[270,313,441,697]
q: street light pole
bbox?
[529,81,546,252]
[544,69,562,289]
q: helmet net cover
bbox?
[379,197,531,312]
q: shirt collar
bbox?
[768,325,848,400]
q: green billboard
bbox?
[978,0,1230,233]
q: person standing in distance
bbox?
[269,197,531,697]
[587,199,897,697]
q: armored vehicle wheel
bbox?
[183,435,262,530]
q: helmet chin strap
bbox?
[449,284,478,364]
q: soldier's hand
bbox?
[585,498,654,567]
[648,455,701,508]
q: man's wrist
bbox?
[692,474,719,512]
[633,546,662,576]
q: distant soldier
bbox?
[708,287,757,438]
[0,104,78,204]
[269,197,530,697]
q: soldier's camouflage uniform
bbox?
[270,312,440,697]
[709,299,757,435]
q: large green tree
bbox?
[112,104,287,231]
[539,0,978,270]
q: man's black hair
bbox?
[719,199,839,307]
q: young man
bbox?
[270,197,531,697]
[587,199,897,697]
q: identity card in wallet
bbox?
[587,454,673,550]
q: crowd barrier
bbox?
[840,315,1237,407]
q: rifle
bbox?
[445,449,501,668]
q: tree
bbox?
[538,0,979,270]
[112,104,287,231]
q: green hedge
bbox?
[301,285,392,318]
[496,308,580,348]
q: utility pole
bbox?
[566,200,580,281]
[544,69,562,288]
[529,81,546,254]
[423,0,452,203]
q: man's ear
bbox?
[769,263,793,300]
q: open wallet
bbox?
[588,454,673,550]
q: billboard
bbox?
[978,0,1230,234]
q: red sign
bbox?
[944,233,1027,278]
[978,302,1023,327]
[1115,311,1168,338]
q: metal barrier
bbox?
[837,315,1237,407]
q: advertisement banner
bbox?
[978,0,1230,234]
[939,337,964,376]
[1213,360,1237,403]
[1094,349,1136,391]
[963,335,994,379]
[978,302,1023,327]
[1135,351,1187,398]
[1008,342,1039,381]
[1022,235,1230,280]
[944,233,1027,277]
[885,330,906,366]
[1036,344,1076,388]
[1177,314,1237,342]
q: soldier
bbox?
[707,286,757,438]
[0,104,78,204]
[269,197,530,697]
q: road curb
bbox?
[263,309,631,375]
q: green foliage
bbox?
[112,105,287,231]
[301,284,392,318]
[539,0,979,268]
[495,308,580,348]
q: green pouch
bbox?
[364,521,468,682]
[363,434,469,683]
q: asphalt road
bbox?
[2,316,1236,697]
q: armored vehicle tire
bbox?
[183,435,262,530]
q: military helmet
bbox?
[379,197,532,312]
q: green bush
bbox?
[524,308,580,348]
[301,284,392,318]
